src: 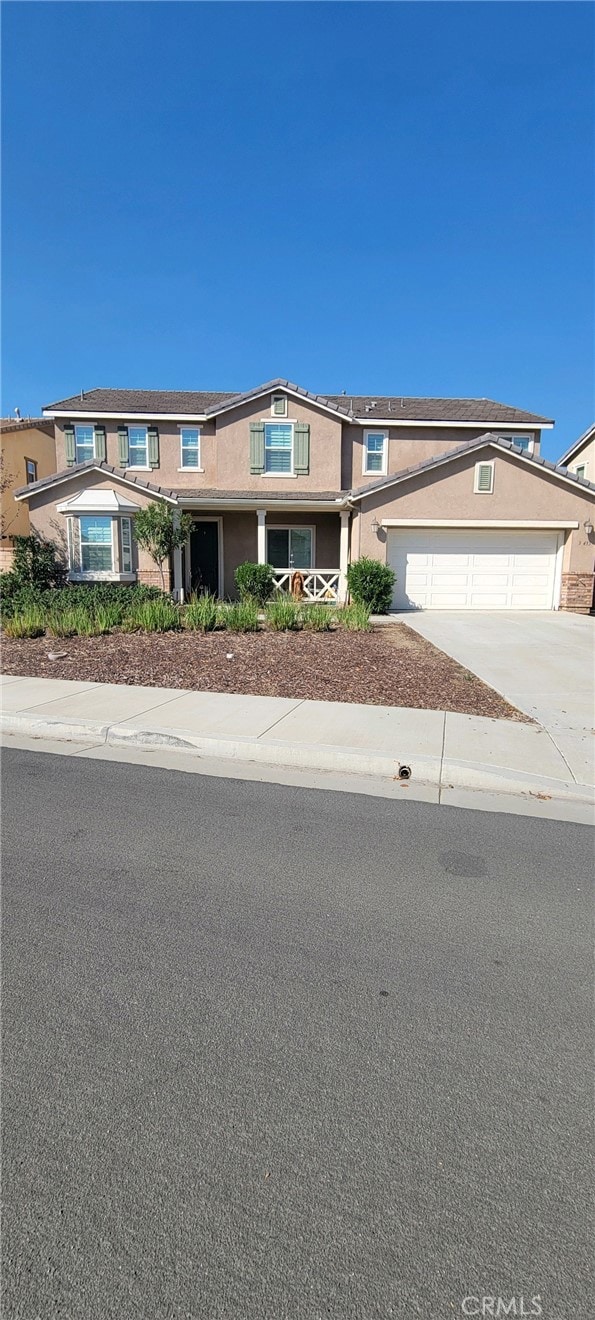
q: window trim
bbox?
[266,524,315,569]
[271,393,288,417]
[363,430,388,476]
[574,462,587,480]
[178,425,203,472]
[264,421,294,476]
[25,457,38,484]
[74,423,96,464]
[127,423,149,470]
[474,460,495,494]
[67,513,136,581]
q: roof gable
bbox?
[350,435,595,501]
[558,423,595,466]
[14,460,178,504]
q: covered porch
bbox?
[173,500,351,602]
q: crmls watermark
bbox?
[461,1298,543,1318]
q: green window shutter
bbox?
[64,426,76,466]
[250,422,265,474]
[148,426,160,469]
[294,422,310,475]
[118,427,129,468]
[94,426,107,462]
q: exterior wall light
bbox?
[584,519,594,536]
[371,516,381,534]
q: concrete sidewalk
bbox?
[2,675,593,818]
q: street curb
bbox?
[2,711,593,809]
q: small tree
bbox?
[133,502,192,592]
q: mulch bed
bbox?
[0,624,527,721]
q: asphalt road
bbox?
[2,748,593,1320]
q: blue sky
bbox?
[2,1,593,458]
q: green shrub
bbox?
[122,599,181,633]
[218,599,260,632]
[2,608,45,639]
[265,595,302,631]
[337,602,371,631]
[301,603,337,631]
[11,534,67,590]
[346,557,395,613]
[234,561,275,606]
[185,593,218,632]
[0,580,164,622]
[46,609,81,638]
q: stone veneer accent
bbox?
[559,571,594,613]
[0,544,15,572]
[137,566,172,591]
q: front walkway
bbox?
[393,612,594,773]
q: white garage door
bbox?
[387,529,560,610]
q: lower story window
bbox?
[267,527,313,569]
[68,515,134,575]
[80,516,113,571]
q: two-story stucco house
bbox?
[14,379,595,612]
[1,417,57,570]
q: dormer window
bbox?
[272,394,287,417]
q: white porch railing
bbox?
[272,569,342,602]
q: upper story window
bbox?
[574,463,587,480]
[265,423,293,474]
[363,431,387,475]
[500,433,533,454]
[25,458,37,484]
[180,427,201,469]
[75,424,95,463]
[272,394,287,417]
[128,425,148,468]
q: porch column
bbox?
[257,509,267,564]
[339,509,350,602]
[172,510,184,602]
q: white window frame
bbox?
[75,424,96,464]
[574,462,587,480]
[25,458,37,484]
[474,460,495,494]
[178,425,203,472]
[67,515,136,581]
[498,432,534,454]
[271,393,288,417]
[127,424,150,470]
[363,430,388,476]
[266,524,315,569]
[264,422,294,476]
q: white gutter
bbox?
[351,418,554,429]
[43,410,208,422]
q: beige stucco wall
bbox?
[1,424,56,542]
[565,433,595,481]
[345,425,541,490]
[355,448,595,574]
[54,393,343,494]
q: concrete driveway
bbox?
[396,612,594,782]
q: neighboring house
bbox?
[13,379,595,612]
[1,417,57,570]
[558,424,595,484]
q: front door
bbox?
[189,521,219,596]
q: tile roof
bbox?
[43,382,553,426]
[173,489,347,503]
[15,461,347,506]
[14,460,177,501]
[327,396,553,424]
[351,434,595,499]
[1,417,55,436]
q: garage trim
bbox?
[387,527,564,611]
[378,519,579,529]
